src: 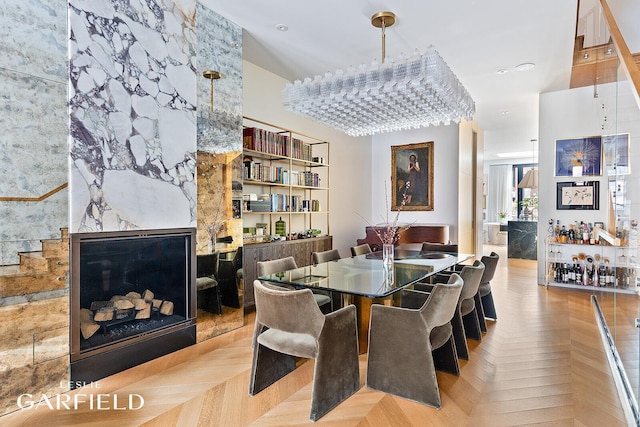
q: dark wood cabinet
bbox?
[242,235,332,307]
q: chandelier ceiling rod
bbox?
[371,11,396,64]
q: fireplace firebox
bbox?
[70,228,196,385]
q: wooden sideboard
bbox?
[242,235,332,307]
[356,224,450,252]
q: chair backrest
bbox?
[458,260,484,301]
[232,246,243,270]
[257,256,298,276]
[351,243,372,256]
[421,242,459,253]
[197,252,219,277]
[420,273,463,330]
[312,249,341,265]
[253,280,325,338]
[480,252,499,284]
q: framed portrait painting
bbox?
[556,181,599,210]
[603,133,630,176]
[554,136,602,177]
[391,141,434,211]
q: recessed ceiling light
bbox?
[497,69,508,75]
[275,24,288,31]
[501,111,509,115]
[514,62,535,71]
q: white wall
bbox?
[538,81,640,282]
[371,125,461,243]
[242,61,373,255]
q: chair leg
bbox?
[311,307,360,421]
[462,308,482,341]
[474,293,487,332]
[248,343,296,396]
[451,310,469,360]
[432,335,460,376]
[481,292,497,320]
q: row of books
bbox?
[244,194,321,212]
[243,127,314,161]
[243,160,321,187]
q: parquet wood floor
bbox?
[1,245,634,426]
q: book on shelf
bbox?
[243,127,315,161]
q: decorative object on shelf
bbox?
[275,216,286,237]
[281,11,475,137]
[556,181,599,210]
[554,136,602,177]
[391,142,434,211]
[602,133,630,176]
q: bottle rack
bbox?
[544,240,639,294]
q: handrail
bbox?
[0,183,68,202]
[600,0,640,108]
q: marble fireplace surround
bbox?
[0,0,242,417]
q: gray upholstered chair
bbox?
[257,257,332,309]
[478,252,499,322]
[366,273,463,408]
[448,261,485,359]
[249,280,360,421]
[312,248,342,264]
[421,242,459,254]
[350,243,372,257]
[196,253,222,315]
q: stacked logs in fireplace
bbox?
[80,289,174,340]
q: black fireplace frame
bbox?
[69,228,197,385]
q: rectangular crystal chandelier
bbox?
[282,12,475,137]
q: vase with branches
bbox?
[359,181,411,266]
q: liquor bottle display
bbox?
[545,219,639,293]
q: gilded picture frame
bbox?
[391,141,434,211]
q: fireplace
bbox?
[70,228,197,385]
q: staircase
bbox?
[0,228,70,417]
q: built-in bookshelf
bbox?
[242,117,330,243]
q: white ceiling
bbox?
[201,0,579,159]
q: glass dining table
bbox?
[258,248,474,352]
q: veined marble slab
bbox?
[68,0,198,232]
[0,0,67,80]
[196,5,242,154]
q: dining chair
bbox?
[249,280,360,421]
[350,243,372,256]
[421,242,459,254]
[196,253,222,315]
[366,273,463,408]
[216,247,242,309]
[312,248,342,264]
[478,252,500,322]
[257,257,332,309]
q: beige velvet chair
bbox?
[257,256,332,309]
[249,280,360,421]
[366,274,463,408]
[312,248,341,264]
[478,252,499,322]
[350,243,372,257]
[427,261,485,359]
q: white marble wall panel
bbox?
[68,0,198,232]
[196,5,242,154]
[0,0,69,264]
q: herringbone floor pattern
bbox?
[1,245,633,426]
